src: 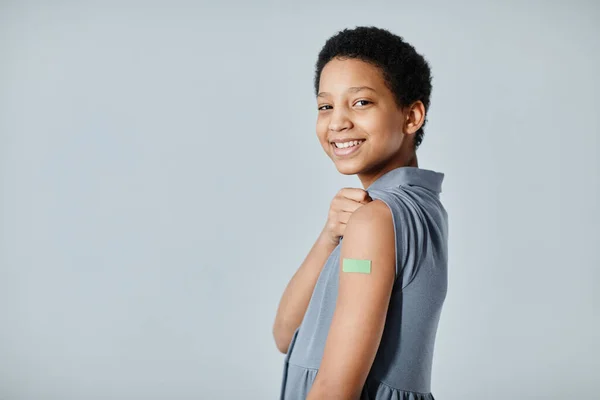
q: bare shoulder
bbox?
[345,199,394,236]
[342,199,395,266]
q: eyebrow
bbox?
[317,86,377,98]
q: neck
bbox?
[407,153,418,167]
[360,153,418,189]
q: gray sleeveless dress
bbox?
[279,166,447,400]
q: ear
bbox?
[404,101,426,135]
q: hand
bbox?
[321,188,373,246]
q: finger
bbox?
[337,211,354,224]
[341,187,372,203]
[337,198,367,213]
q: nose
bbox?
[328,109,352,132]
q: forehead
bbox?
[318,58,386,94]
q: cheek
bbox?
[372,116,400,138]
[360,120,387,142]
[365,121,402,152]
[316,121,328,144]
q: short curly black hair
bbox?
[314,26,432,149]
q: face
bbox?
[316,57,424,186]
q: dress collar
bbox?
[366,166,444,193]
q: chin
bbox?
[332,159,364,176]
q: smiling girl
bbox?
[273,26,448,400]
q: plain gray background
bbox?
[1,1,598,399]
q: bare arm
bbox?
[272,228,338,354]
[307,200,395,400]
[272,187,372,354]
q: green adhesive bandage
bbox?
[342,258,372,274]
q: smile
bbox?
[331,139,365,157]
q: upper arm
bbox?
[307,200,396,399]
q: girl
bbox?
[273,26,448,400]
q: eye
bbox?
[318,105,332,111]
[355,100,371,107]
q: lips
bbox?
[330,138,365,144]
[331,139,365,157]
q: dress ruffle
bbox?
[281,362,435,400]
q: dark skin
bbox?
[316,56,426,189]
[304,57,428,399]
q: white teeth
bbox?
[334,140,364,148]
